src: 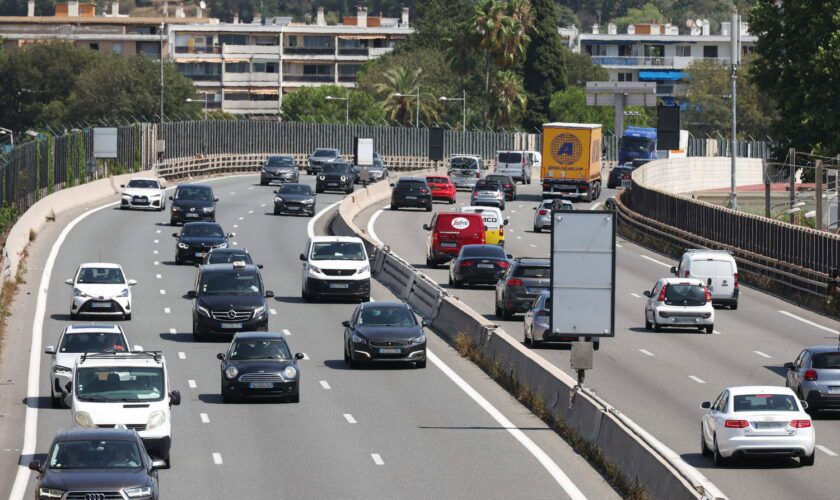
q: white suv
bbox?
[71,351,180,466]
[300,236,371,302]
[66,263,137,320]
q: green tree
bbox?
[492,70,527,128]
[613,3,666,30]
[411,0,473,51]
[554,4,581,26]
[564,48,609,86]
[549,87,615,133]
[522,0,567,130]
[372,67,441,126]
[280,85,385,124]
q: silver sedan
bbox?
[524,291,600,349]
[532,199,572,232]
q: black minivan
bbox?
[169,184,218,225]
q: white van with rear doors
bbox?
[495,150,532,184]
[671,250,739,309]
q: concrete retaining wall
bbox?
[633,157,764,195]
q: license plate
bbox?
[752,422,783,429]
[828,387,840,394]
[186,213,199,218]
[621,179,632,189]
[330,283,350,289]
[673,317,695,323]
[91,302,111,308]
[526,287,547,293]
[287,206,300,211]
[441,242,457,248]
[405,196,417,200]
[379,348,401,354]
[221,322,242,329]
[328,183,337,187]
[195,252,206,258]
[477,264,494,269]
[249,382,273,389]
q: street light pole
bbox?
[729,12,740,211]
[325,95,349,125]
[416,84,420,129]
[186,96,208,120]
[439,90,468,132]
[159,21,165,123]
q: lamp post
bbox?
[729,12,741,211]
[159,21,165,123]
[186,95,209,120]
[439,89,467,132]
[394,89,420,128]
[325,95,349,125]
[0,127,13,149]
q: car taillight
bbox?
[499,225,504,236]
[475,172,480,178]
[497,261,510,268]
[804,369,818,381]
[657,285,667,302]
[704,287,712,302]
[536,309,550,317]
[505,184,513,188]
[461,261,474,267]
[734,272,739,289]
[432,231,439,241]
[419,189,428,194]
[507,278,523,286]
[790,420,811,428]
[543,183,550,190]
[725,420,749,429]
[538,209,548,215]
[683,271,690,278]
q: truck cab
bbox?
[618,126,657,165]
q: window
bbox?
[303,36,332,48]
[733,394,798,412]
[225,62,250,73]
[618,44,633,56]
[497,152,522,163]
[111,43,123,55]
[310,242,365,261]
[302,64,332,76]
[617,72,633,82]
[286,35,297,47]
[219,34,248,45]
[338,64,361,76]
[513,266,550,278]
[252,61,277,73]
[811,352,840,369]
[89,43,99,51]
[644,44,664,57]
[703,45,718,58]
[663,284,708,306]
[254,36,278,46]
[75,367,164,402]
[676,45,691,57]
[60,332,127,353]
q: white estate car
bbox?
[643,278,715,333]
[66,263,137,320]
[44,324,133,407]
[121,177,166,211]
[701,386,815,466]
[71,351,180,466]
[300,236,371,302]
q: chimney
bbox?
[68,0,79,16]
[233,12,239,23]
[607,22,616,35]
[175,2,184,18]
[27,0,34,16]
[356,5,367,27]
[401,7,409,27]
[316,6,325,26]
[196,5,202,17]
[591,23,599,34]
[111,1,119,15]
[702,19,710,36]
[627,24,636,34]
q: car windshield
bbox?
[498,152,522,163]
[514,266,550,278]
[620,136,656,153]
[450,158,477,170]
[60,332,127,353]
[487,176,512,184]
[230,340,291,360]
[733,394,799,412]
[475,182,500,191]
[182,224,225,238]
[207,252,252,265]
[279,184,313,195]
[461,245,507,259]
[397,181,426,190]
[358,306,416,326]
[664,284,707,306]
[77,267,125,285]
[427,177,449,184]
[322,163,349,174]
[541,200,572,211]
[200,270,262,295]
[175,186,213,201]
[812,352,840,369]
[49,440,143,470]
[127,180,158,189]
[311,242,366,261]
[75,367,164,402]
[266,157,294,167]
[313,149,338,157]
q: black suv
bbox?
[169,184,217,225]
[316,160,354,193]
[30,428,164,500]
[188,262,273,341]
[494,257,551,319]
[173,222,231,265]
[390,177,433,211]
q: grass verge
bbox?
[0,248,28,364]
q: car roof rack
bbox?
[80,350,163,365]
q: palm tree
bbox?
[492,70,527,128]
[373,67,440,127]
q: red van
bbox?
[423,212,486,267]
[425,175,457,204]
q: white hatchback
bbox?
[66,263,137,320]
[701,386,815,466]
[643,278,714,333]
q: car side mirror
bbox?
[28,460,41,472]
[299,253,306,261]
[784,362,795,370]
[669,266,677,275]
[120,184,125,188]
[168,196,173,200]
[707,278,712,286]
[65,278,73,285]
[295,352,305,360]
[128,279,138,286]
[389,183,395,187]
[495,271,505,280]
[265,290,274,298]
[216,353,225,360]
[506,254,513,259]
[257,264,264,269]
[341,320,351,328]
[170,390,181,406]
[700,401,712,409]
[151,459,169,470]
[214,197,219,202]
[186,290,196,298]
[172,233,179,238]
[44,345,56,354]
[422,224,430,231]
[801,400,809,410]
[532,207,537,210]
[643,290,652,297]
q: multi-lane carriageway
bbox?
[355,178,840,500]
[0,173,622,500]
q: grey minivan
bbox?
[785,346,840,413]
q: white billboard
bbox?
[93,127,118,159]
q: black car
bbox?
[274,183,316,216]
[316,160,354,193]
[494,257,550,319]
[260,155,299,185]
[449,244,512,287]
[188,262,273,341]
[202,248,261,268]
[173,222,231,265]
[169,184,217,225]
[486,174,517,201]
[307,148,341,175]
[30,428,164,500]
[607,164,634,189]
[217,331,304,403]
[390,177,433,211]
[343,302,427,368]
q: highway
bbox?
[357,176,840,500]
[2,174,619,499]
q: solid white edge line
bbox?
[199,413,210,424]
[282,329,292,336]
[371,453,384,465]
[307,201,343,238]
[164,307,171,314]
[630,292,641,298]
[688,375,706,384]
[640,255,672,268]
[269,309,277,315]
[343,413,357,424]
[319,380,331,390]
[212,452,223,465]
[426,350,586,500]
[816,444,838,457]
[178,352,186,360]
[778,310,838,335]
[366,205,388,246]
[188,380,197,389]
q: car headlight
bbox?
[178,242,189,249]
[356,265,370,275]
[253,305,266,317]
[117,288,129,298]
[197,305,210,317]
[54,365,72,374]
[262,169,269,173]
[340,176,346,181]
[38,488,65,499]
[302,199,314,204]
[284,366,297,379]
[225,366,239,379]
[146,410,166,430]
[202,206,214,213]
[124,486,153,498]
[275,197,283,203]
[215,243,228,249]
[171,206,182,212]
[122,194,132,199]
[318,175,326,181]
[410,334,426,345]
[351,334,367,344]
[73,287,88,297]
[309,265,322,274]
[74,411,95,428]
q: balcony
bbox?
[223,45,281,58]
[175,46,221,55]
[337,47,369,56]
[369,47,394,57]
[183,74,222,82]
[223,100,280,114]
[283,47,334,56]
[284,75,335,83]
[337,75,357,83]
[591,56,674,67]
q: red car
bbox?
[426,175,457,204]
[423,212,486,267]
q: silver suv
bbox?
[785,346,840,414]
[307,148,341,175]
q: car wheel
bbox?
[221,385,233,403]
[495,302,502,316]
[426,205,432,212]
[287,393,300,403]
[260,180,267,186]
[344,345,350,363]
[390,204,399,211]
[713,436,729,466]
[501,307,513,321]
[705,325,714,334]
[524,328,532,346]
[801,451,816,466]
[169,218,176,226]
[593,342,600,350]
[533,225,541,233]
[730,301,738,310]
[193,330,204,342]
[301,286,310,302]
[416,360,427,369]
[175,255,181,265]
[273,208,280,215]
[449,197,456,204]
[701,426,712,457]
[70,311,79,320]
[316,187,323,194]
[653,320,662,332]
[360,296,370,303]
[124,313,132,321]
[644,315,652,330]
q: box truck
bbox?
[540,123,602,202]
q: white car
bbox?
[121,177,166,211]
[44,325,132,407]
[66,263,137,320]
[701,386,815,466]
[300,236,370,302]
[643,278,715,333]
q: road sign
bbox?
[93,127,117,159]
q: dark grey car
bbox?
[31,428,164,500]
[260,155,299,185]
[274,183,316,216]
[307,148,341,175]
[343,302,427,368]
[785,346,840,413]
[495,258,551,319]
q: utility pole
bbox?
[729,12,740,211]
[415,84,420,129]
[160,21,165,124]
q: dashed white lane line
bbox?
[238,216,244,220]
[188,379,197,389]
[319,380,331,390]
[269,309,277,315]
[164,307,171,314]
[516,236,522,240]
[301,353,310,360]
[156,229,161,234]
[529,244,537,248]
[229,191,236,195]
[153,250,159,255]
[778,310,838,335]
[511,210,516,213]
[641,255,672,268]
[427,350,585,499]
[200,413,210,424]
[816,445,838,457]
[232,241,239,246]
[248,210,254,214]
[154,261,159,266]
[248,186,255,190]
[371,454,384,465]
[688,375,706,384]
[212,452,223,465]
[639,349,655,357]
[589,202,602,210]
[260,203,266,207]
[282,329,292,336]
[517,204,523,208]
[308,201,343,238]
[630,292,641,298]
[159,289,166,295]
[713,329,722,335]
[169,328,176,334]
[616,243,623,248]
[178,352,186,360]
[343,414,357,424]
[233,224,238,229]
[753,350,772,359]
[156,274,162,279]
[154,239,159,244]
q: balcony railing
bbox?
[175,46,222,55]
[337,75,357,82]
[284,74,335,83]
[337,47,369,56]
[283,47,334,55]
[591,56,674,67]
[182,74,222,82]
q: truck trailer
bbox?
[540,123,602,202]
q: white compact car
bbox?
[121,178,166,211]
[44,325,133,407]
[300,236,370,302]
[643,278,714,333]
[71,351,180,466]
[701,386,815,466]
[66,263,137,320]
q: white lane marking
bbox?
[816,445,838,457]
[156,274,162,279]
[511,210,516,214]
[616,243,623,248]
[238,216,244,220]
[159,289,166,295]
[178,352,186,360]
[301,353,310,360]
[508,228,514,232]
[169,328,176,334]
[753,350,772,359]
[516,236,522,240]
[260,203,266,207]
[529,244,536,248]
[308,201,343,238]
[248,210,254,214]
[641,255,671,268]
[319,380,331,390]
[639,349,655,357]
[713,330,722,335]
[164,307,171,314]
[153,250,159,255]
[369,297,376,302]
[778,310,838,335]
[248,186,255,190]
[212,452,223,465]
[154,239,159,244]
[233,224,238,229]
[344,414,357,424]
[154,261,159,266]
[427,350,586,499]
[269,309,277,315]
[200,413,210,424]
[232,241,239,246]
[282,329,292,336]
[688,375,706,384]
[367,206,388,245]
[156,229,161,234]
[229,191,236,195]
[188,380,197,389]
[589,202,602,210]
[371,454,384,465]
[517,204,523,208]
[630,293,641,298]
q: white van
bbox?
[525,151,542,170]
[449,155,487,190]
[495,150,532,184]
[70,351,180,466]
[672,250,739,309]
[459,206,509,246]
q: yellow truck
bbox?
[540,123,603,202]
